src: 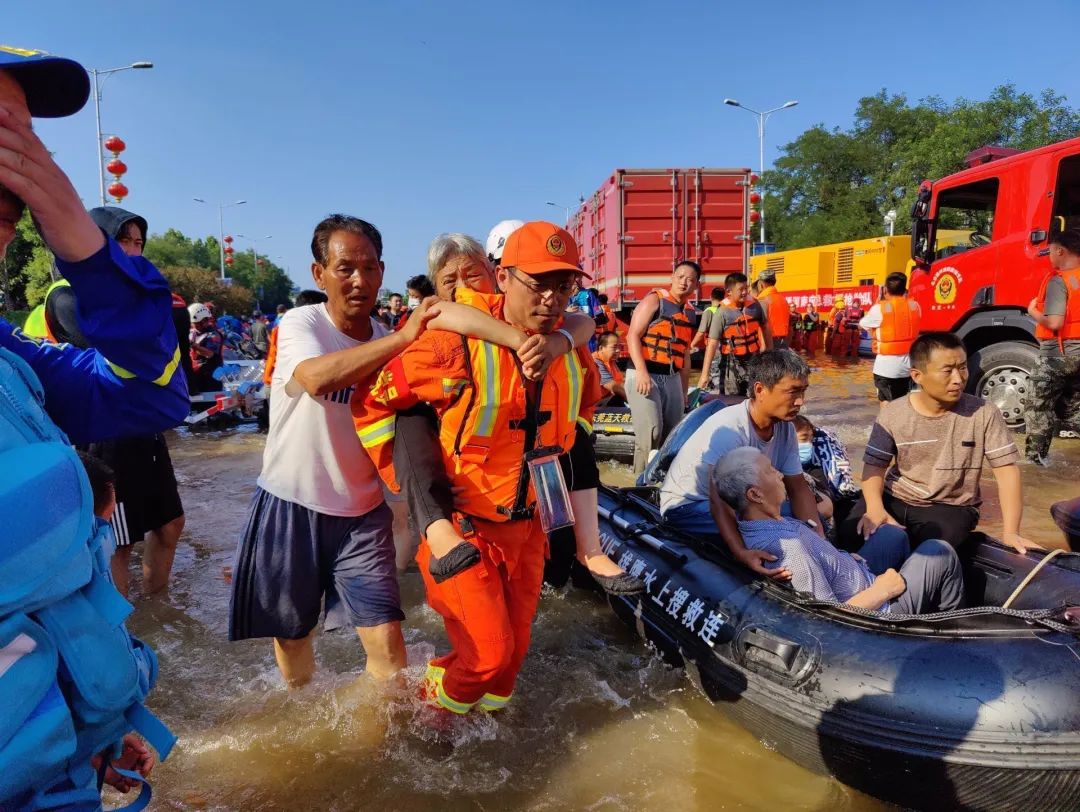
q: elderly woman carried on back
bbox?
[713,446,964,615]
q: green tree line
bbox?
[762,84,1080,250]
[0,218,295,317]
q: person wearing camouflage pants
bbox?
[1025,353,1080,463]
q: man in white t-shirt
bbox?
[229,214,436,688]
[659,350,819,578]
[859,272,922,403]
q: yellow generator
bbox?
[748,232,970,310]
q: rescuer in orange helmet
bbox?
[354,222,604,714]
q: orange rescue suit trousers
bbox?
[417,516,547,713]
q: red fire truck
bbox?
[909,137,1080,427]
[569,167,754,309]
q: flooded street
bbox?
[128,359,1076,811]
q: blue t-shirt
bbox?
[739,517,890,612]
[659,399,800,513]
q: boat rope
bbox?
[1003,548,1067,609]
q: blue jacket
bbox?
[0,237,189,444]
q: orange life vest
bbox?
[716,297,764,357]
[872,295,921,355]
[263,325,279,386]
[843,305,865,330]
[757,285,790,338]
[1034,268,1080,345]
[595,303,618,337]
[640,289,696,372]
[592,351,624,386]
[354,294,597,523]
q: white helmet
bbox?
[188,302,212,323]
[485,219,525,263]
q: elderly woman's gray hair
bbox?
[426,233,489,281]
[712,446,767,515]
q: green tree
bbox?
[762,85,1080,251]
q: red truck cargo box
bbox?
[569,168,752,309]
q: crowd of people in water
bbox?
[2,44,1076,812]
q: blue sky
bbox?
[15,0,1080,294]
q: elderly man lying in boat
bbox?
[714,446,964,614]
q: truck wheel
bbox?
[968,341,1038,429]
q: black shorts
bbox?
[79,434,184,546]
[874,374,911,402]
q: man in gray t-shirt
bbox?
[1026,229,1080,464]
[660,350,820,579]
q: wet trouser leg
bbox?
[1025,353,1080,462]
[626,370,683,474]
[892,539,965,613]
[626,368,662,474]
[854,523,910,576]
[418,518,546,712]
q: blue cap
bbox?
[0,45,89,118]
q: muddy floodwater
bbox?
[123,358,1076,811]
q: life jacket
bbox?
[872,295,921,355]
[844,305,865,330]
[263,325,279,386]
[355,293,595,523]
[757,285,790,338]
[716,297,763,357]
[640,289,696,372]
[594,303,616,335]
[592,352,624,386]
[0,347,174,810]
[1034,269,1080,347]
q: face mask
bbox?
[407,296,420,309]
[798,442,814,464]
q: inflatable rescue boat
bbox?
[598,486,1080,810]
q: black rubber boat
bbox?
[592,405,636,463]
[598,486,1080,811]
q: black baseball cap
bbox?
[0,45,89,118]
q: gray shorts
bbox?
[229,488,403,641]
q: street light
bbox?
[89,61,153,206]
[238,234,273,278]
[545,200,574,225]
[193,198,247,279]
[884,209,898,237]
[723,98,799,245]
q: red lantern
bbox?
[103,135,126,154]
[256,258,264,266]
[749,192,761,205]
[225,256,234,266]
[749,173,759,185]
[106,159,127,177]
[107,181,128,202]
[224,246,234,255]
[749,210,761,223]
[224,235,233,244]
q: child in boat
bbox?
[793,415,861,531]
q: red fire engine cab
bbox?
[910,137,1080,428]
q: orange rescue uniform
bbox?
[353,293,601,713]
[1034,268,1080,349]
[871,295,921,355]
[757,285,789,339]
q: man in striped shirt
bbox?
[839,332,1036,555]
[715,447,964,614]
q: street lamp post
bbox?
[723,98,799,246]
[238,234,273,298]
[89,61,153,207]
[545,200,574,226]
[193,198,247,279]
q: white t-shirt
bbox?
[659,399,801,514]
[859,303,911,379]
[257,303,388,516]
